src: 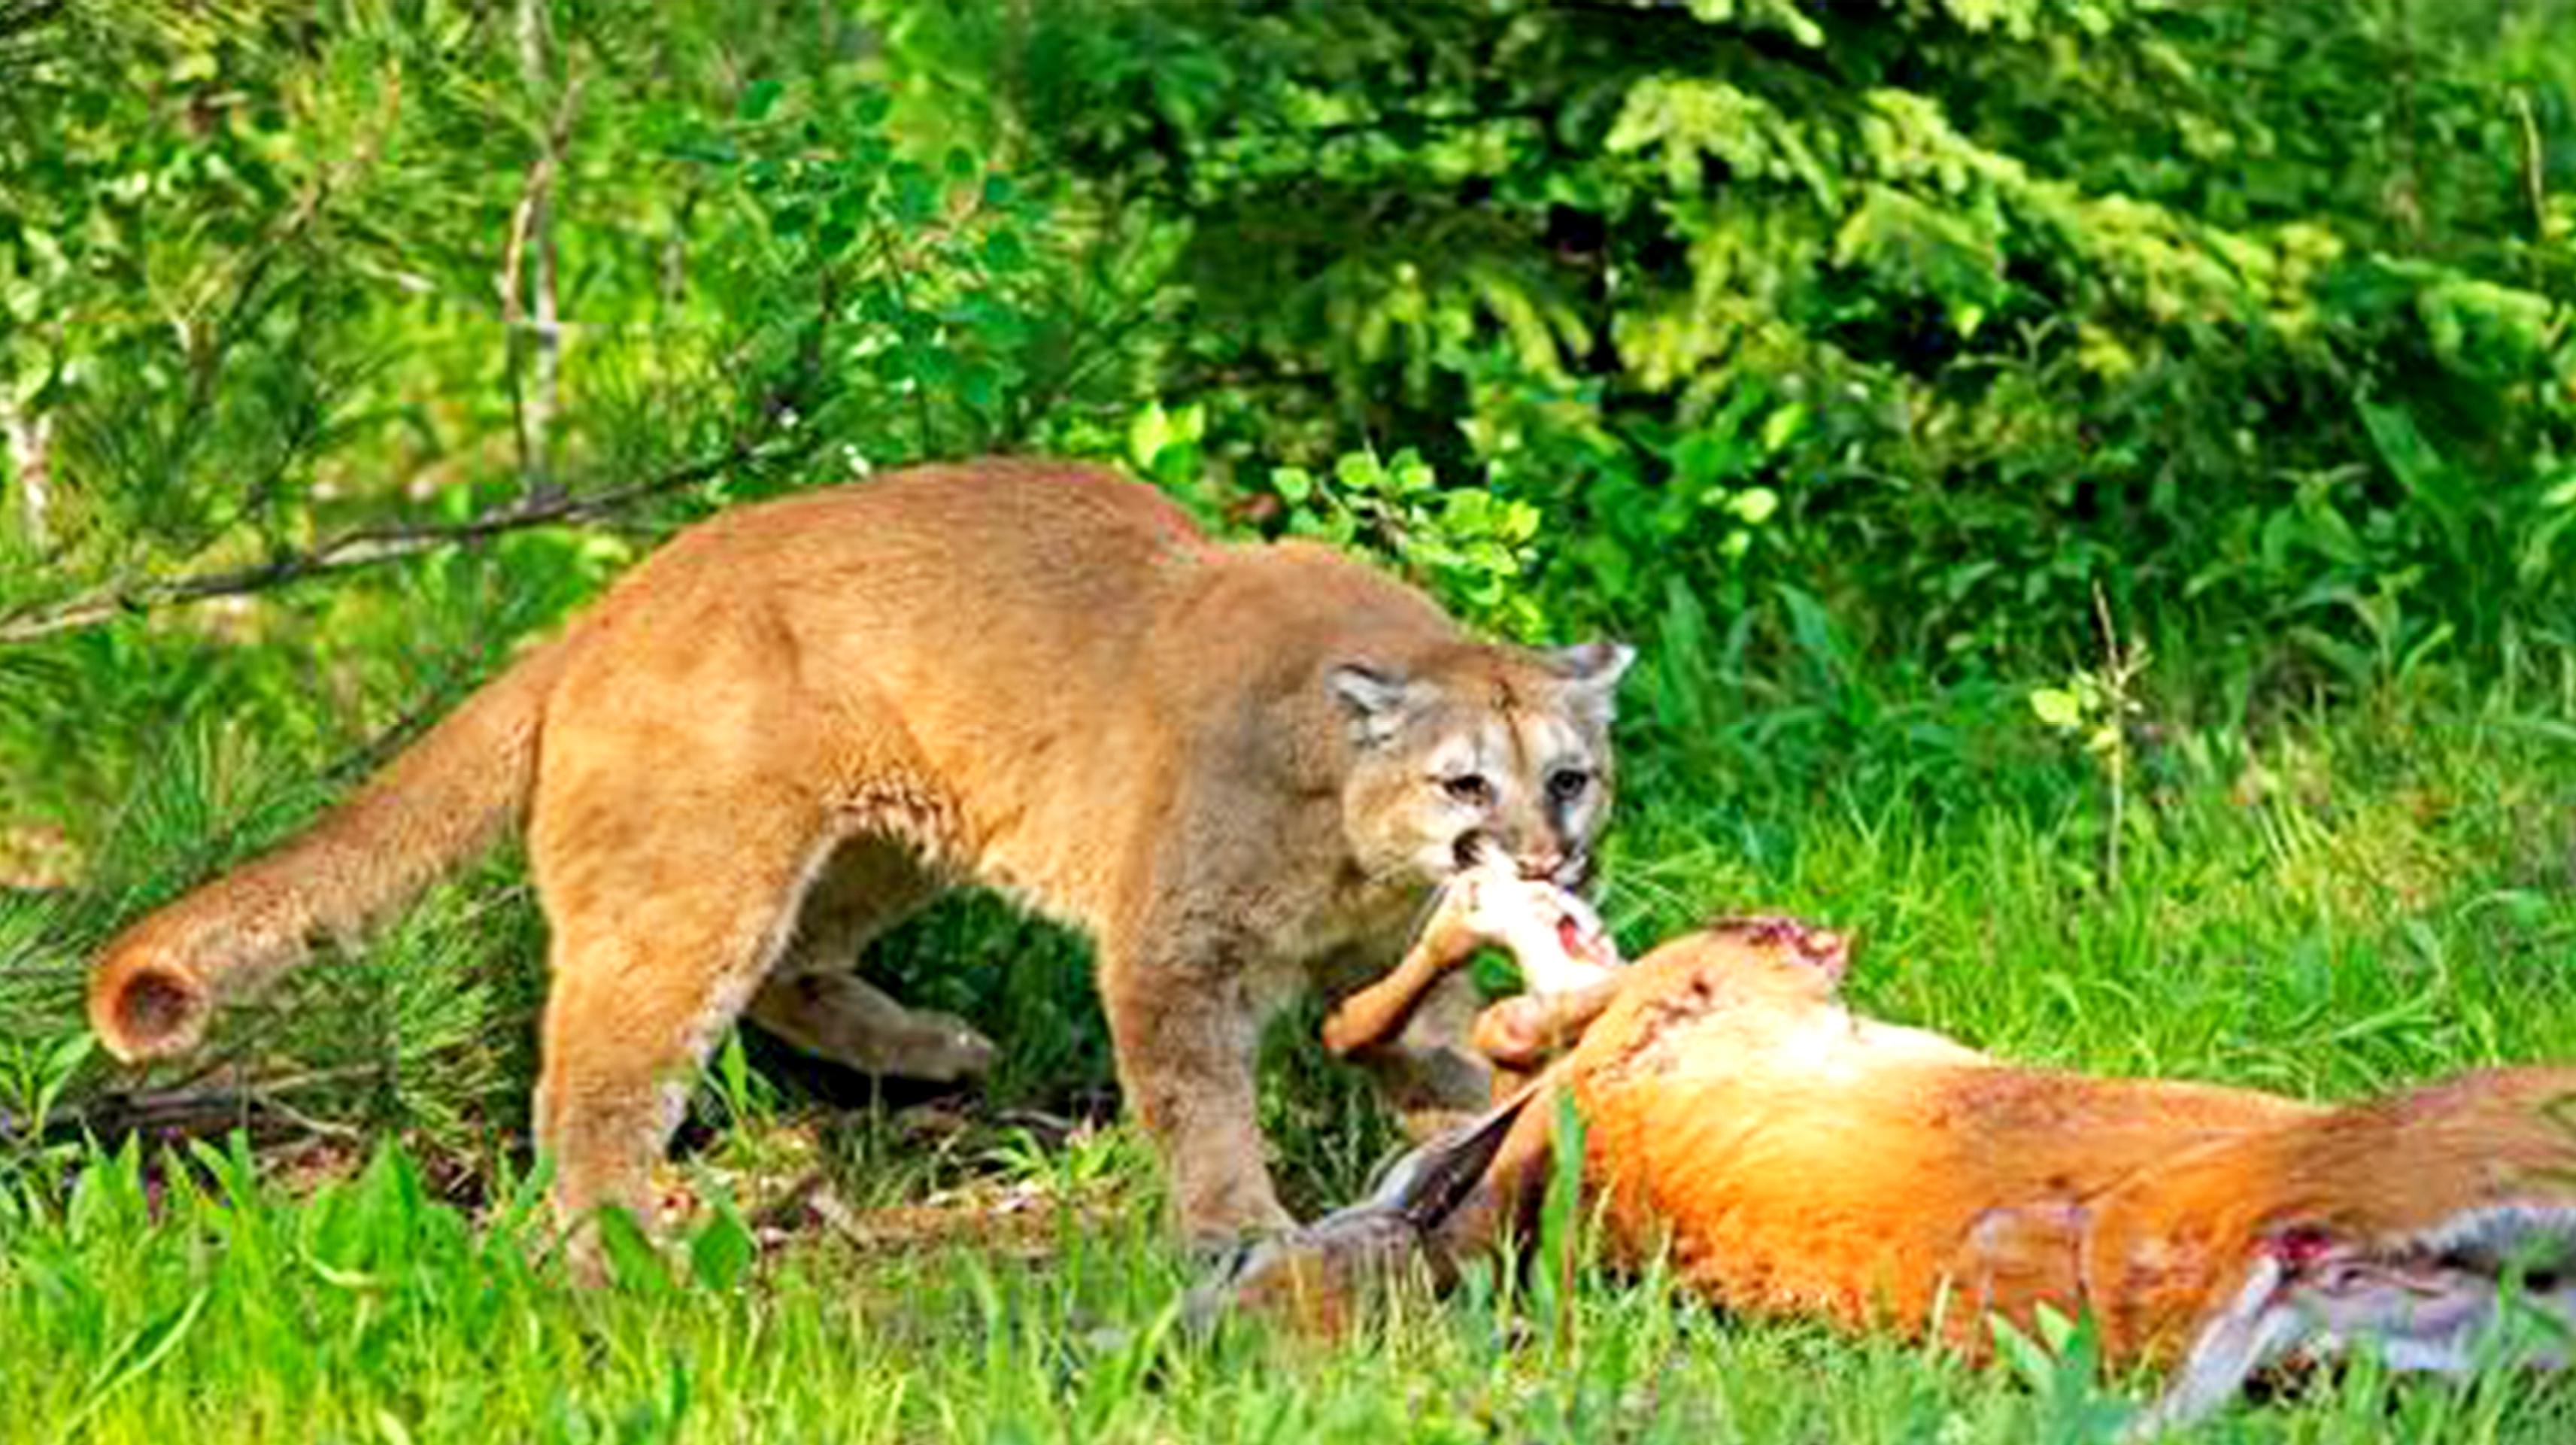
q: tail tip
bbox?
[92,962,210,1061]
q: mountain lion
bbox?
[87,459,1631,1250]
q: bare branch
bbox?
[0,436,808,645]
[500,54,584,505]
[2,394,50,552]
[0,1066,382,1147]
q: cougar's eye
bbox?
[1442,773,1495,807]
[1546,768,1592,803]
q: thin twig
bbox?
[500,63,585,505]
[2514,88,2550,243]
[0,436,804,645]
[2,390,50,552]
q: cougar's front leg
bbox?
[1099,930,1292,1246]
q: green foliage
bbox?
[0,0,1150,843]
[3,681,2576,1435]
[675,77,1106,469]
[4,5,2576,1436]
[1986,1308,2138,1445]
[976,0,2576,678]
[1274,447,1549,639]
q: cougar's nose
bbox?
[1516,845,1566,882]
[1552,851,1596,891]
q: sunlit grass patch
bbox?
[5,673,2575,1441]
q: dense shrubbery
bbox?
[982,2,2576,680]
[11,2,2563,824]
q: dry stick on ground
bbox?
[0,435,808,645]
[0,1065,383,1147]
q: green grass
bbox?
[5,659,2576,1441]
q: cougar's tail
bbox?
[86,633,580,1061]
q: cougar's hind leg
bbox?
[528,779,838,1255]
[745,838,996,1082]
[522,628,869,1260]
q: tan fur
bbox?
[86,460,1631,1249]
[1317,921,2576,1371]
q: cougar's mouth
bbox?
[1450,831,1597,897]
[1452,830,1504,875]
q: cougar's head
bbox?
[1330,639,1634,894]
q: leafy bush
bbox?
[963,0,2576,682]
[4,0,2575,1213]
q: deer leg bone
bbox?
[1323,858,1623,1059]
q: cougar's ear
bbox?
[1330,662,1424,748]
[1545,640,1636,724]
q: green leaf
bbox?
[981,229,1027,272]
[1127,403,1175,471]
[1444,487,1494,531]
[593,1208,670,1295]
[688,1210,757,1291]
[53,1289,210,1443]
[2028,687,2085,730]
[891,163,939,223]
[1728,487,1780,526]
[1986,1313,2054,1388]
[1758,404,1806,454]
